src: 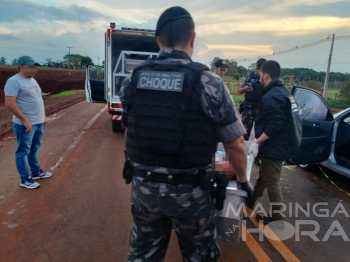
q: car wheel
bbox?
[298,164,315,171]
[285,158,297,165]
[112,120,123,132]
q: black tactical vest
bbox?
[245,72,263,103]
[125,59,216,169]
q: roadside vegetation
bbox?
[51,90,84,98]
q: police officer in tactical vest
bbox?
[239,58,266,141]
[120,6,253,262]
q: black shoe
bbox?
[245,198,255,209]
[254,158,261,166]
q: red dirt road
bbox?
[1,101,350,262]
[0,102,255,262]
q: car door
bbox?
[291,85,334,164]
[85,65,106,103]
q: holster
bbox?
[210,172,229,211]
[239,101,245,114]
[123,159,134,184]
[244,102,260,110]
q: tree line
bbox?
[210,57,350,83]
[210,57,350,103]
[0,54,95,69]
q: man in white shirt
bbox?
[4,56,52,189]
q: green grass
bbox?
[51,90,84,98]
[232,95,245,105]
[325,89,349,109]
[232,89,349,111]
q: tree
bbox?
[299,80,321,90]
[63,54,83,67]
[339,82,350,103]
[0,57,7,64]
[11,58,18,65]
[233,73,240,81]
[45,58,53,63]
[209,57,220,71]
[238,66,248,77]
[225,59,238,77]
[81,56,93,67]
[247,63,255,71]
[102,60,105,66]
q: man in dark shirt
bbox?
[247,60,301,227]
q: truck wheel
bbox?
[112,120,122,132]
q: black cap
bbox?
[215,59,229,68]
[256,58,266,69]
[156,6,192,36]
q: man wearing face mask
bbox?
[4,56,52,190]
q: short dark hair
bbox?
[158,18,194,49]
[261,60,281,79]
[256,58,266,69]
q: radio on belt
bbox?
[214,141,254,243]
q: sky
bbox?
[0,0,350,73]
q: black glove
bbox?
[238,181,254,198]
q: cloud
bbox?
[0,0,107,23]
[193,37,225,65]
[1,0,349,72]
[289,1,350,18]
[0,27,105,64]
[118,19,158,30]
[0,34,20,41]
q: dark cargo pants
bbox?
[127,176,220,262]
[252,157,284,220]
[241,107,259,141]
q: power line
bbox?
[236,37,330,62]
[335,34,350,40]
[235,35,350,63]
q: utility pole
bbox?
[66,46,73,75]
[323,34,335,99]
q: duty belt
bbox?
[133,168,204,186]
[244,102,260,109]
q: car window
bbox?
[293,88,328,121]
[89,66,105,81]
[344,116,350,125]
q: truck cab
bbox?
[85,24,159,132]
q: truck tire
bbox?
[112,120,122,132]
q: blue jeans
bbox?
[13,123,44,181]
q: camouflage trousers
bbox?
[241,107,259,141]
[127,176,221,262]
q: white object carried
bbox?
[214,141,254,243]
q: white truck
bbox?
[85,23,159,132]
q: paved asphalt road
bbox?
[0,102,349,262]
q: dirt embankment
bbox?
[0,67,87,142]
[0,67,85,103]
